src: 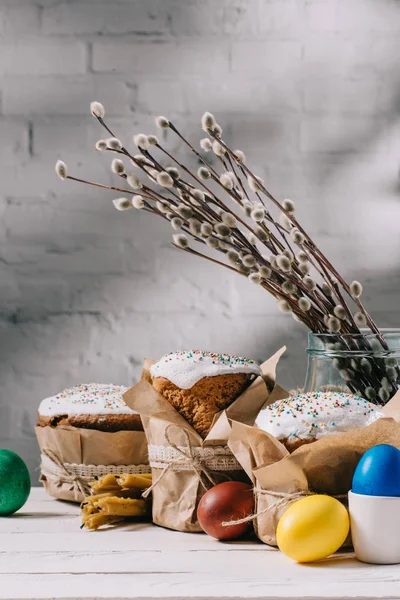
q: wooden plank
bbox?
[0,548,301,574]
[2,489,400,600]
[1,571,400,600]
[0,531,267,553]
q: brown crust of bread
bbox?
[37,413,143,433]
[280,436,317,452]
[152,373,250,438]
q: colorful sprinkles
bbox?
[152,350,258,370]
[257,391,383,441]
[38,383,136,416]
[150,350,262,390]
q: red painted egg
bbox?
[197,481,254,540]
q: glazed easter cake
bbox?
[150,350,262,437]
[38,383,143,432]
[36,383,149,503]
[256,391,384,451]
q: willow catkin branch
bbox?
[208,131,382,330]
[168,122,221,180]
[174,245,245,275]
[66,175,134,195]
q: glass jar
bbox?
[304,329,400,404]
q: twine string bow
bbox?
[222,488,347,527]
[142,425,218,498]
[41,448,91,498]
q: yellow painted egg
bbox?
[276,495,350,563]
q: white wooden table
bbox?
[1,488,400,599]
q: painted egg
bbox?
[276,495,350,562]
[352,444,400,497]
[197,481,254,540]
[0,449,30,515]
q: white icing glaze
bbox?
[38,383,137,416]
[256,391,384,442]
[150,350,262,389]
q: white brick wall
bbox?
[1,0,400,481]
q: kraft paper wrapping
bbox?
[35,424,149,503]
[123,348,286,533]
[228,390,400,546]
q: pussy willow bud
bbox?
[155,116,170,128]
[215,223,231,238]
[354,311,367,327]
[299,262,310,275]
[132,195,144,209]
[95,140,107,151]
[172,233,189,249]
[113,197,132,211]
[327,316,341,333]
[198,167,211,180]
[213,124,222,138]
[282,199,295,214]
[290,228,305,245]
[133,134,150,151]
[333,305,347,320]
[350,280,363,298]
[157,201,171,214]
[221,212,238,228]
[379,387,390,403]
[107,137,122,150]
[220,173,234,190]
[282,280,297,295]
[111,158,125,174]
[259,266,272,279]
[201,223,213,237]
[200,138,212,152]
[276,255,291,273]
[321,282,333,295]
[206,236,219,249]
[303,276,316,291]
[339,369,354,382]
[298,297,311,312]
[283,249,294,262]
[242,254,256,268]
[177,205,193,220]
[167,167,180,179]
[171,217,183,230]
[189,218,202,236]
[296,250,308,263]
[243,202,252,217]
[234,150,246,163]
[90,101,105,118]
[360,357,372,374]
[248,175,264,192]
[365,387,377,401]
[201,112,216,132]
[55,160,67,179]
[254,226,270,241]
[227,250,240,264]
[157,171,174,188]
[278,300,292,313]
[127,174,142,189]
[249,273,261,284]
[148,135,159,146]
[250,207,265,222]
[132,154,152,167]
[212,140,225,157]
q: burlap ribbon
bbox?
[40,449,92,498]
[142,425,228,498]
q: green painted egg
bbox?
[0,450,30,515]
